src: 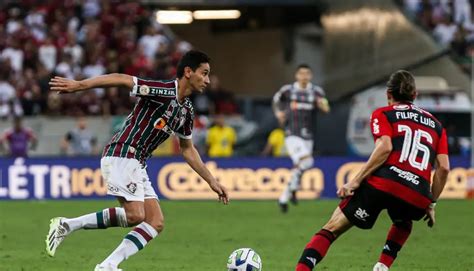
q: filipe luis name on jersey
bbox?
[395,111,436,128]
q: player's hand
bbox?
[49,76,82,94]
[424,207,435,228]
[337,181,359,198]
[208,180,229,205]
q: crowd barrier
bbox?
[0,156,470,200]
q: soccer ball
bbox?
[227,248,262,271]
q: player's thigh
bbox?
[338,183,385,229]
[101,157,146,202]
[322,207,353,237]
[117,197,146,225]
[144,198,164,232]
[285,136,311,165]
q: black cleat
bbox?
[290,191,298,205]
[279,202,289,213]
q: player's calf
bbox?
[377,221,412,268]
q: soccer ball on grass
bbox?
[227,248,262,271]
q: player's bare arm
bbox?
[179,137,229,204]
[337,135,392,198]
[49,73,134,94]
[424,153,450,227]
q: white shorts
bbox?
[100,157,159,202]
[285,136,313,165]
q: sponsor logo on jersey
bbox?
[150,88,176,96]
[393,104,410,110]
[139,85,150,95]
[354,207,370,221]
[154,118,167,129]
[290,101,314,110]
[389,166,420,185]
[107,183,119,193]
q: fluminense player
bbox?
[272,64,330,213]
[295,70,450,271]
[46,50,229,271]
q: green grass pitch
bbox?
[1,200,473,271]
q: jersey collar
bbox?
[293,82,313,91]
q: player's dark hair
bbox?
[296,64,311,71]
[176,50,211,78]
[387,70,416,102]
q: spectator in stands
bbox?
[0,69,23,118]
[433,15,458,46]
[1,38,24,73]
[39,36,58,72]
[262,126,287,157]
[208,74,239,115]
[206,114,237,157]
[0,116,37,158]
[60,116,98,156]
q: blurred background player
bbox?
[273,64,330,212]
[45,50,229,271]
[206,114,237,158]
[295,70,450,271]
[60,116,98,156]
[0,116,37,158]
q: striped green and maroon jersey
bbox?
[272,82,326,140]
[102,77,194,164]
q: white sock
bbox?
[288,168,303,192]
[279,185,291,204]
[100,222,158,268]
[64,207,128,232]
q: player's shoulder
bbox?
[311,84,325,95]
[278,84,293,93]
[371,105,394,116]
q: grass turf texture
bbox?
[0,200,473,271]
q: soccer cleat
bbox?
[373,262,389,271]
[45,217,70,257]
[279,202,288,213]
[290,190,298,205]
[94,264,123,271]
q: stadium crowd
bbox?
[0,0,201,118]
[402,0,474,73]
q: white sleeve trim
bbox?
[130,76,138,96]
[175,132,192,139]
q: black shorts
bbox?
[339,183,426,229]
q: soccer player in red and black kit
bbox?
[295,70,450,271]
[45,50,229,271]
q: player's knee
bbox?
[298,157,314,171]
[148,218,164,233]
[126,210,146,226]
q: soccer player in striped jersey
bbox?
[46,50,229,271]
[295,70,450,271]
[273,64,330,212]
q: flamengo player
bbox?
[273,64,330,212]
[295,70,450,271]
[46,50,229,271]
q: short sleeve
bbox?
[370,109,392,140]
[175,109,194,139]
[273,85,290,107]
[437,128,449,155]
[130,77,177,101]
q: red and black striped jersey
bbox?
[367,103,448,209]
[102,77,194,164]
[273,82,326,140]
